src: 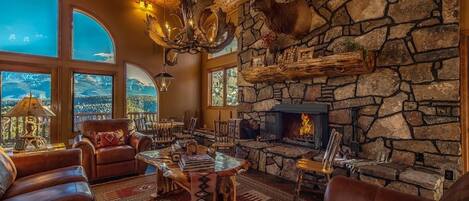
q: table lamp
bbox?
[5,93,55,150]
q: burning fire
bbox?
[299,113,314,136]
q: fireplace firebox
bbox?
[261,103,329,149]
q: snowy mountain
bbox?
[1,72,157,100]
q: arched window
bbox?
[0,0,58,57]
[126,63,158,116]
[72,10,115,63]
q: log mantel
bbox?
[241,51,375,83]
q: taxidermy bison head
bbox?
[251,0,326,40]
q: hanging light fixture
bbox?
[145,0,235,64]
[154,48,175,92]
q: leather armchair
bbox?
[73,119,152,181]
[1,149,93,201]
[325,174,469,201]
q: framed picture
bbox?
[251,56,265,67]
[297,47,314,62]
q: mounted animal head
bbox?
[251,0,326,39]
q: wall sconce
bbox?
[138,0,153,12]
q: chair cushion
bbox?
[4,166,87,198]
[4,182,94,201]
[96,145,135,165]
[94,129,125,148]
[0,147,16,198]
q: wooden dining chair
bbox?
[133,118,150,134]
[189,172,218,201]
[211,120,236,156]
[295,129,343,198]
[174,117,198,140]
[153,122,175,148]
[185,117,198,135]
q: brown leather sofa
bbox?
[0,148,94,201]
[324,176,431,201]
[73,119,152,181]
[325,175,469,201]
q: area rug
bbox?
[92,174,301,201]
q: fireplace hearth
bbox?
[261,103,329,149]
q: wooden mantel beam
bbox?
[240,51,375,83]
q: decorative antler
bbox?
[146,0,235,64]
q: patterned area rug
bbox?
[92,174,301,201]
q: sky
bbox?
[0,0,58,57]
[0,0,114,63]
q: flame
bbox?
[299,113,314,136]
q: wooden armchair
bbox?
[153,122,175,148]
[295,129,343,198]
[133,118,152,135]
[174,117,198,140]
[211,120,236,155]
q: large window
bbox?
[226,67,238,106]
[72,10,115,63]
[210,70,224,106]
[209,67,238,107]
[126,64,158,115]
[0,0,58,57]
[73,73,113,131]
[1,71,52,146]
[208,38,238,59]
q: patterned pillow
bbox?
[94,130,125,148]
[0,147,16,198]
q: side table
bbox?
[5,143,66,156]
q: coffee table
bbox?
[136,145,249,200]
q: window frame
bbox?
[0,64,59,142]
[0,3,126,142]
[208,65,238,108]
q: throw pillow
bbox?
[94,130,125,148]
[0,147,17,198]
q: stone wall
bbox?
[237,0,461,191]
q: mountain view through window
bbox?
[73,73,113,131]
[0,71,52,145]
[126,64,158,114]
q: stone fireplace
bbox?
[262,103,329,149]
[236,0,461,199]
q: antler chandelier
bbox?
[145,0,235,63]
